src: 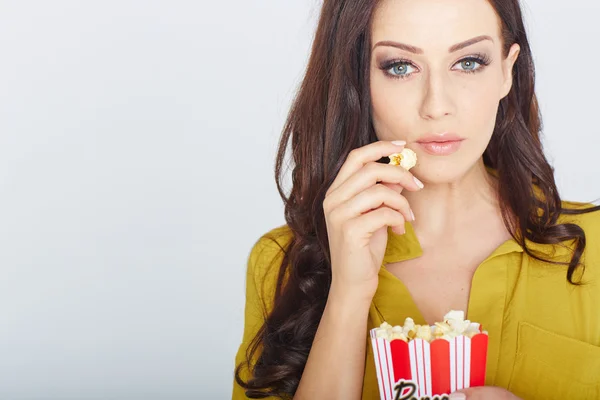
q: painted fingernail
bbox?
[392,140,406,146]
[410,209,416,221]
[413,176,424,189]
[449,393,466,400]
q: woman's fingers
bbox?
[329,184,414,227]
[342,206,407,241]
[326,140,407,196]
[324,161,422,213]
[380,182,405,194]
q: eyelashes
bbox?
[378,52,492,80]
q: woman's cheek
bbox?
[372,96,415,140]
[461,82,499,122]
[372,112,413,141]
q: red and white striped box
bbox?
[369,329,488,400]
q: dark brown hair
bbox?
[235,0,600,397]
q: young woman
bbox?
[233,0,600,398]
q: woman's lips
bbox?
[416,139,464,156]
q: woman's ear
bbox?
[500,43,520,99]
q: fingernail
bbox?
[391,140,406,146]
[449,393,466,400]
[410,209,416,221]
[413,176,424,189]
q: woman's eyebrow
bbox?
[448,35,493,52]
[372,35,494,54]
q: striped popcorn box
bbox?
[369,313,488,400]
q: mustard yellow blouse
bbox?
[233,202,600,399]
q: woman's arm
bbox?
[233,231,373,400]
[293,283,372,400]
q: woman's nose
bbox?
[418,73,455,121]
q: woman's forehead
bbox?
[371,0,502,52]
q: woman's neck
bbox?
[403,159,502,242]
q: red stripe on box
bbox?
[430,339,451,395]
[391,339,412,383]
[469,333,488,387]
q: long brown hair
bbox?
[235,0,600,397]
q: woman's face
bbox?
[370,0,520,184]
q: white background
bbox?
[0,1,597,399]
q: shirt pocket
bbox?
[507,321,600,400]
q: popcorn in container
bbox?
[369,311,488,400]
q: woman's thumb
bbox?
[448,391,468,400]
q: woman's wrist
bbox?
[328,281,374,315]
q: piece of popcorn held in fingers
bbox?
[388,147,418,170]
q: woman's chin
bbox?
[411,161,477,185]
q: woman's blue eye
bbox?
[388,62,416,77]
[455,59,481,72]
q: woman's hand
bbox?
[449,386,522,400]
[323,140,423,300]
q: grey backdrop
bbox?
[0,1,597,399]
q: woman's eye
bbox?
[386,62,417,78]
[454,58,482,72]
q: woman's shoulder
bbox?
[245,224,294,311]
[248,224,294,269]
[558,200,600,263]
[559,200,600,235]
